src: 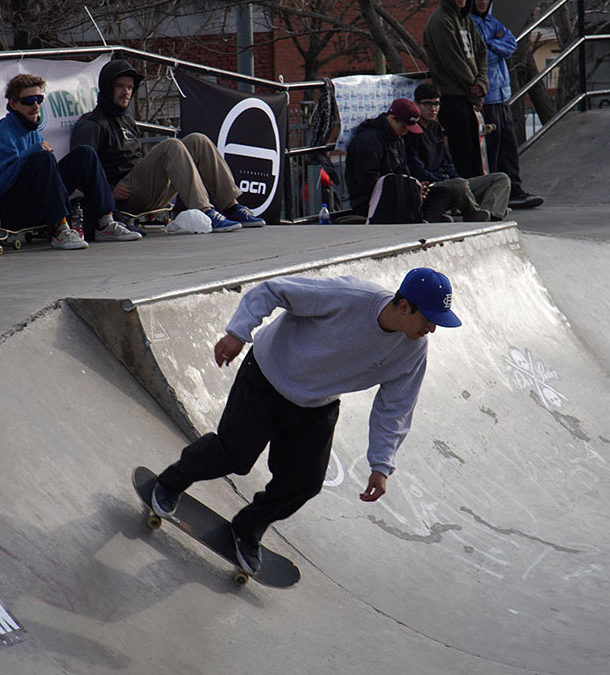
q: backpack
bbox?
[366,173,423,224]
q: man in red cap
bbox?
[345,98,489,223]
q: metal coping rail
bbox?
[118,223,515,311]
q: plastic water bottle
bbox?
[318,203,330,225]
[71,202,84,238]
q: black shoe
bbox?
[231,527,262,575]
[508,192,544,209]
[463,208,490,222]
[425,213,454,223]
[151,481,182,518]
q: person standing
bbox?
[424,0,488,178]
[150,269,462,575]
[471,0,544,208]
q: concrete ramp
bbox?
[1,225,608,674]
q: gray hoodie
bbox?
[225,275,429,477]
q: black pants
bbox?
[0,145,114,238]
[482,102,523,197]
[438,95,483,179]
[158,350,340,543]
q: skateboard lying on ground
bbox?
[132,466,300,588]
[117,206,173,233]
[0,224,47,251]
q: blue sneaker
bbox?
[224,203,266,228]
[204,208,242,232]
[231,527,262,575]
[151,481,182,518]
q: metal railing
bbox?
[509,0,610,152]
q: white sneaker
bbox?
[95,220,142,242]
[51,228,89,250]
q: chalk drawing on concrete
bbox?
[505,347,567,408]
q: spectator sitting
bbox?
[345,98,489,223]
[471,0,544,208]
[70,59,265,233]
[0,74,141,249]
[405,82,511,221]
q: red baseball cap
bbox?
[388,98,423,134]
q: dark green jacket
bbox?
[423,0,488,103]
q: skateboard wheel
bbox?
[12,239,21,250]
[233,571,249,586]
[146,514,162,530]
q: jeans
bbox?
[0,145,114,238]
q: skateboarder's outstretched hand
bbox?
[360,470,387,502]
[215,333,245,367]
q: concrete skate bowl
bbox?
[2,224,608,674]
[520,108,610,206]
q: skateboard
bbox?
[475,109,496,176]
[0,224,47,251]
[132,466,300,588]
[117,206,173,233]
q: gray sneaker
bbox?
[151,481,182,518]
[51,227,89,250]
[231,527,262,575]
[95,220,143,241]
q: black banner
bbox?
[176,72,287,223]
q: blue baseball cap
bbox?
[399,268,462,327]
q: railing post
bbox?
[578,0,588,110]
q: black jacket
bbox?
[404,120,459,183]
[345,114,411,216]
[70,59,143,186]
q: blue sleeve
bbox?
[0,127,42,196]
[486,18,517,58]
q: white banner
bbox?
[332,74,419,152]
[0,54,110,159]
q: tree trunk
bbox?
[357,0,403,73]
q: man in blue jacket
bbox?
[471,0,544,209]
[0,73,140,248]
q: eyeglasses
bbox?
[19,94,44,106]
[419,100,441,108]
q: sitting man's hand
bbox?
[112,182,131,201]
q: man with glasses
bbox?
[405,82,511,222]
[0,73,141,249]
[346,98,491,223]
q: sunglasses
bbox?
[19,94,44,106]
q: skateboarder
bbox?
[152,269,462,574]
[70,59,265,234]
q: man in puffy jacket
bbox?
[345,98,489,222]
[424,0,488,178]
[71,59,265,232]
[471,0,544,209]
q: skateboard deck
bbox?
[475,109,496,176]
[117,207,173,233]
[0,224,47,251]
[132,466,300,588]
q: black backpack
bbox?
[366,173,423,224]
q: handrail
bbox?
[0,44,288,91]
[515,0,570,44]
